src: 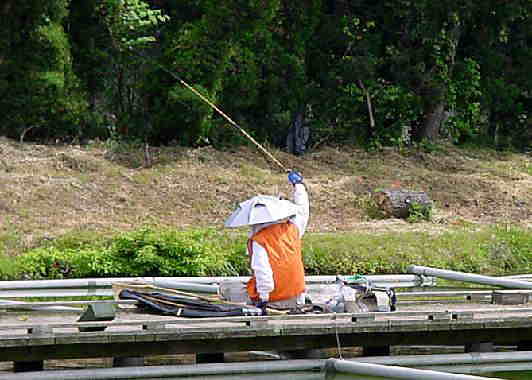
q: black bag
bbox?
[119,289,261,318]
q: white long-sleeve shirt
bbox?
[248,183,310,302]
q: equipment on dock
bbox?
[321,276,397,313]
[77,303,115,332]
[114,275,397,318]
[118,289,263,317]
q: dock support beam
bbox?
[362,346,391,356]
[196,352,225,363]
[13,361,44,372]
[517,341,532,351]
[280,349,322,359]
[113,357,144,367]
[465,342,494,353]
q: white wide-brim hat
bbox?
[225,195,298,228]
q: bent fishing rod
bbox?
[131,49,288,172]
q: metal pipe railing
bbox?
[1,351,531,379]
[324,359,500,379]
[0,299,82,312]
[0,360,323,380]
[0,274,435,291]
[408,265,532,289]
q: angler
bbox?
[223,171,310,313]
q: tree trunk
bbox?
[357,80,375,139]
[373,189,433,219]
[418,102,445,141]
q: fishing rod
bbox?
[131,49,288,172]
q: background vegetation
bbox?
[1,0,530,150]
[1,225,531,281]
[0,1,530,282]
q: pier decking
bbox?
[2,303,532,363]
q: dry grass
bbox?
[0,137,530,254]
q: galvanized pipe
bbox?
[0,299,137,310]
[420,363,532,375]
[324,359,499,379]
[2,352,531,379]
[408,265,532,289]
[0,299,82,312]
[152,279,219,293]
[0,274,433,291]
[360,351,532,366]
[0,360,323,380]
[504,274,532,280]
[0,289,114,298]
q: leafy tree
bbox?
[463,0,531,149]
[96,0,169,140]
[0,0,87,141]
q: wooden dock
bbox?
[2,303,532,364]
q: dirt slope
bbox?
[0,137,530,251]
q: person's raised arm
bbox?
[288,171,310,237]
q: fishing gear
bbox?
[131,48,288,172]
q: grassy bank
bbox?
[1,225,530,281]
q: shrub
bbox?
[2,225,530,280]
[6,228,249,280]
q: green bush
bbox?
[5,228,248,280]
[303,226,532,276]
[2,225,530,280]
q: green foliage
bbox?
[303,226,532,276]
[483,225,532,272]
[5,228,248,280]
[1,0,530,149]
[354,194,387,220]
[0,254,18,280]
[2,226,531,280]
[0,0,88,140]
[406,202,432,223]
[99,0,168,50]
[446,58,482,143]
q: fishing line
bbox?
[131,49,288,172]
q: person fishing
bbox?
[224,171,310,312]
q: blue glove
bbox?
[288,170,303,185]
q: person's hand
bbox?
[288,170,303,185]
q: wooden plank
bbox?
[0,309,530,336]
[4,322,532,363]
[108,331,138,343]
[54,333,110,345]
[1,307,532,333]
[0,336,29,348]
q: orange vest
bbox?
[246,222,305,302]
